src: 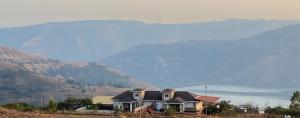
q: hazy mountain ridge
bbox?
[103,24,300,88]
[0,19,299,61]
[0,46,153,88]
[0,47,154,105]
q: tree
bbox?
[56,97,93,111]
[218,100,234,112]
[205,105,218,115]
[48,99,57,112]
[290,91,300,110]
[81,97,93,106]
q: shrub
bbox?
[57,97,93,111]
[164,107,177,116]
[1,102,36,112]
[48,99,57,112]
[204,105,218,115]
[266,106,300,116]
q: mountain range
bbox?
[0,47,154,105]
[103,24,300,88]
[1,19,300,104]
[0,19,299,61]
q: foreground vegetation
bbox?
[0,107,284,118]
[0,97,97,112]
[2,91,300,117]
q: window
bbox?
[134,93,140,97]
[165,94,169,98]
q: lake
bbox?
[176,85,296,108]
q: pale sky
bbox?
[0,0,300,27]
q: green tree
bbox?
[81,97,93,106]
[218,100,234,112]
[56,97,93,111]
[205,105,218,115]
[290,91,300,110]
[48,99,57,112]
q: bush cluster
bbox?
[1,102,36,112]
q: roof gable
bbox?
[162,88,175,92]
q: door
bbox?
[155,102,163,111]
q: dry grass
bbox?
[0,107,283,118]
[0,107,114,118]
[0,108,204,118]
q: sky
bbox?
[0,0,300,27]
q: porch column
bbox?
[130,103,133,112]
[118,102,122,110]
[182,104,185,112]
[180,104,184,112]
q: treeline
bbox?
[264,91,300,116]
[204,91,300,117]
[2,91,300,117]
[0,97,97,112]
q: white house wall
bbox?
[156,102,163,110]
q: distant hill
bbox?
[102,24,300,88]
[0,47,155,105]
[0,19,299,61]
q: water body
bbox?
[176,85,296,108]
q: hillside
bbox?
[0,19,299,61]
[0,69,81,104]
[103,24,300,88]
[0,47,154,105]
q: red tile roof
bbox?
[196,96,220,103]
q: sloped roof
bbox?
[196,96,220,103]
[92,96,113,104]
[143,91,162,100]
[112,91,135,102]
[132,88,146,91]
[144,91,200,102]
[112,90,206,103]
[162,88,175,92]
[166,97,185,103]
[173,91,199,101]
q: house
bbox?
[112,88,220,112]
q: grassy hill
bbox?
[0,47,155,105]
